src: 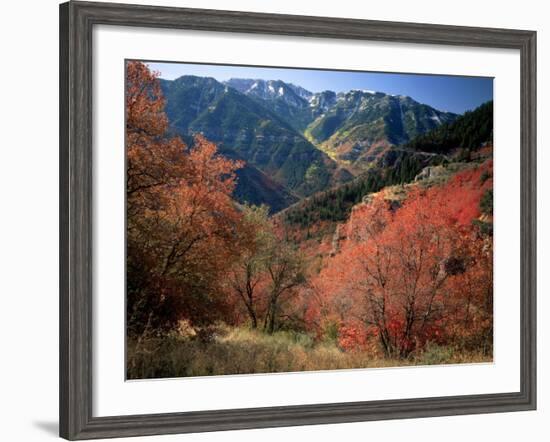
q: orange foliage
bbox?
[126,61,246,335]
[125,61,493,361]
[311,162,493,357]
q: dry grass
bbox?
[127,326,491,380]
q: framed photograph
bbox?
[59,1,536,439]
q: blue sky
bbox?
[146,61,493,115]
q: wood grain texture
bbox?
[59,1,537,439]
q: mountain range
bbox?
[159,75,460,212]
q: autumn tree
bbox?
[263,240,306,334]
[126,61,245,337]
[227,204,274,329]
[317,162,493,357]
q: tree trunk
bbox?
[268,304,277,334]
[249,308,258,329]
[264,297,278,334]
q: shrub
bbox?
[480,189,493,215]
[416,344,455,366]
[480,170,491,184]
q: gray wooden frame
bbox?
[59,1,537,439]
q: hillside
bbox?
[160,75,463,213]
[281,100,493,231]
[281,150,446,229]
[224,78,457,172]
[405,101,493,153]
[224,78,313,131]
[233,162,299,213]
[304,91,457,170]
[160,76,352,203]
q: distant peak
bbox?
[225,78,313,98]
[348,89,381,95]
[170,74,221,86]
